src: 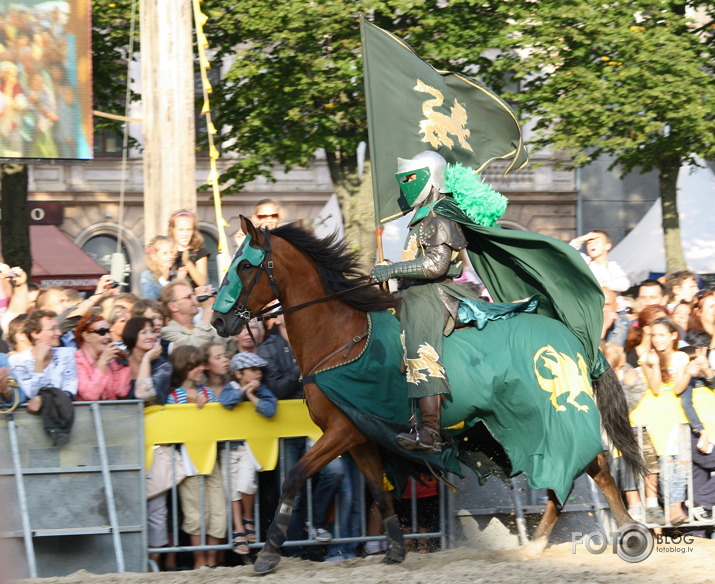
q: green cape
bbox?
[435,196,607,378]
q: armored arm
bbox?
[371,216,466,283]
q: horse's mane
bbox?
[271,223,399,313]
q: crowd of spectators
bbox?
[0,201,401,569]
[575,231,715,530]
[18,210,715,565]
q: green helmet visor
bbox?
[213,233,266,314]
[395,166,430,207]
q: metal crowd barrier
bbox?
[4,399,710,577]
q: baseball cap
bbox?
[231,352,268,372]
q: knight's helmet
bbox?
[395,151,449,209]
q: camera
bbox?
[197,286,218,303]
[105,280,120,289]
[112,340,128,364]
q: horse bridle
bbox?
[230,229,376,349]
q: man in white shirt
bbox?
[569,230,630,292]
[9,309,78,412]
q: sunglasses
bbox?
[256,214,279,219]
[89,327,111,336]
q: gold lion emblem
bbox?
[401,332,446,384]
[414,79,473,152]
[534,345,593,412]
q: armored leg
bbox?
[396,395,442,453]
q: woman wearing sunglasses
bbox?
[74,311,131,401]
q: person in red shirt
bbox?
[74,311,130,401]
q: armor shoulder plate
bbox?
[419,216,467,250]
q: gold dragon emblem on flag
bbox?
[533,345,594,413]
[413,79,473,152]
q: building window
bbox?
[82,234,132,289]
[93,129,122,157]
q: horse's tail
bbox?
[593,366,646,477]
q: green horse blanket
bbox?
[309,309,602,505]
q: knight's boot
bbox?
[396,395,442,453]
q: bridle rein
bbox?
[227,229,376,373]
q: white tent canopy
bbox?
[610,159,715,284]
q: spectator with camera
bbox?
[0,263,29,337]
[74,311,130,401]
[35,275,120,348]
[160,280,223,350]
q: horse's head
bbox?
[211,216,280,337]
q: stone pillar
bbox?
[140,0,196,243]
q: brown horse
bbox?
[212,217,641,574]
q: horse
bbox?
[212,217,642,575]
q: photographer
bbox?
[0,264,29,337]
[160,280,224,350]
[73,311,131,401]
[36,275,120,348]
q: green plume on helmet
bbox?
[445,163,508,228]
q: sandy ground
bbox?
[12,538,715,584]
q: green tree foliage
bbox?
[203,0,504,263]
[91,0,138,136]
[492,0,715,272]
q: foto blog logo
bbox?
[571,522,654,563]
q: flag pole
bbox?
[360,15,384,264]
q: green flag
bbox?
[360,18,529,225]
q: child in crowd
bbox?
[639,317,692,525]
[167,345,225,568]
[167,210,209,288]
[202,341,231,399]
[140,235,178,300]
[665,271,699,312]
[569,230,630,292]
[219,352,277,554]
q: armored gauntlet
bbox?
[370,259,427,283]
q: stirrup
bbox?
[396,428,442,453]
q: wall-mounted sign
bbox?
[28,202,63,226]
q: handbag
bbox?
[146,444,187,499]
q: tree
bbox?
[204,0,504,264]
[492,0,715,272]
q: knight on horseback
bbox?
[371,151,480,454]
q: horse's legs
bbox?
[255,386,373,575]
[348,442,406,564]
[587,451,633,527]
[521,489,561,558]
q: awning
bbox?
[30,225,108,290]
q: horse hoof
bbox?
[383,542,406,564]
[520,539,547,560]
[253,551,281,575]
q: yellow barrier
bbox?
[144,400,322,474]
[630,386,715,455]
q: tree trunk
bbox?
[325,150,377,271]
[0,164,31,274]
[659,155,687,274]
